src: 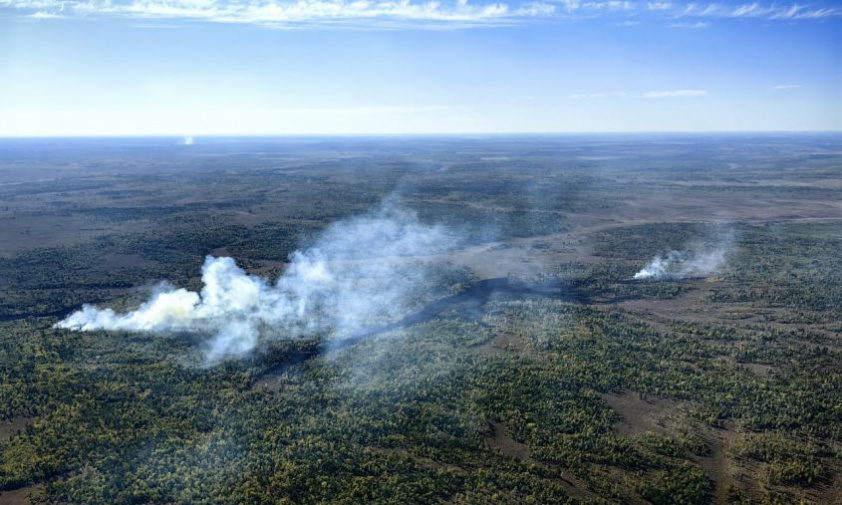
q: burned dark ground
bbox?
[1,134,841,504]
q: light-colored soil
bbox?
[0,417,34,442]
[0,485,41,505]
[695,421,740,505]
[475,332,524,356]
[617,282,724,325]
[483,421,601,501]
[738,363,774,378]
[484,421,532,461]
[600,390,679,437]
[618,282,842,354]
[601,391,746,505]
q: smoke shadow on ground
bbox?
[252,277,585,381]
[334,276,584,349]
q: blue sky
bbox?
[1,0,839,135]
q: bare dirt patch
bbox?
[738,362,774,378]
[694,421,740,505]
[602,391,746,504]
[617,282,727,326]
[600,390,679,437]
[483,421,600,500]
[0,485,42,505]
[0,417,34,443]
[100,253,157,269]
[485,421,532,461]
[475,332,524,356]
[251,364,303,393]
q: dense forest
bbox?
[0,135,840,504]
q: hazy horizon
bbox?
[2,130,842,140]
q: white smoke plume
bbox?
[633,228,736,281]
[633,248,727,280]
[55,201,456,362]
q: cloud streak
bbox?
[2,0,838,27]
[1,0,553,27]
[678,2,840,20]
[669,20,708,28]
[642,89,708,98]
[569,91,628,99]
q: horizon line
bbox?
[2,130,841,140]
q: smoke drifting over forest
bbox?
[55,201,456,362]
[633,249,727,280]
[633,231,734,280]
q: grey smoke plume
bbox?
[633,249,727,280]
[55,202,455,362]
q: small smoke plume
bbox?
[55,201,456,362]
[633,230,734,281]
[633,249,726,280]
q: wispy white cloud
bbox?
[773,84,802,90]
[28,9,63,17]
[569,91,628,99]
[0,0,548,27]
[556,0,635,13]
[2,0,838,27]
[642,89,708,97]
[669,20,708,28]
[554,0,839,19]
[515,1,555,16]
[677,2,840,20]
